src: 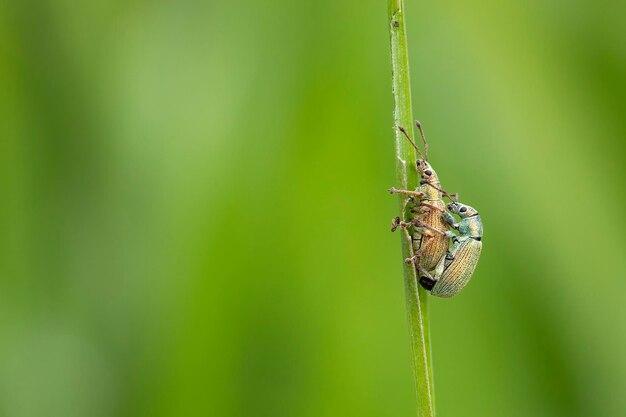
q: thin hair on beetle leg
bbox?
[397,126,424,159]
[415,120,428,161]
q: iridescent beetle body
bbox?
[389,123,456,270]
[417,202,483,298]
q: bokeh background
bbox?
[1,0,626,416]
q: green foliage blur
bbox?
[1,0,625,416]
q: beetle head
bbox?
[416,159,439,184]
[447,202,478,218]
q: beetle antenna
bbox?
[415,120,429,161]
[397,126,424,159]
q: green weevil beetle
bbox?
[389,122,457,270]
[415,201,483,298]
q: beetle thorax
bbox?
[459,216,483,238]
[420,180,442,201]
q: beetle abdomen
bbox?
[413,200,448,270]
[431,239,482,298]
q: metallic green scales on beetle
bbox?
[417,201,483,298]
[389,123,455,271]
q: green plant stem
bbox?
[387,1,435,416]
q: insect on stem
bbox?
[388,1,436,415]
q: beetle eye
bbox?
[460,206,467,213]
[424,169,432,176]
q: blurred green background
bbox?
[1,0,625,416]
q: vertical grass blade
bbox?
[387,1,435,416]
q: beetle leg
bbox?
[417,251,450,292]
[418,202,446,213]
[392,218,418,231]
[416,264,434,279]
[391,216,415,232]
[443,251,455,268]
[443,212,458,229]
[399,226,420,268]
[388,187,425,199]
[422,182,459,201]
[411,220,446,236]
[441,238,463,269]
[404,250,423,265]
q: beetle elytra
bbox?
[415,201,483,298]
